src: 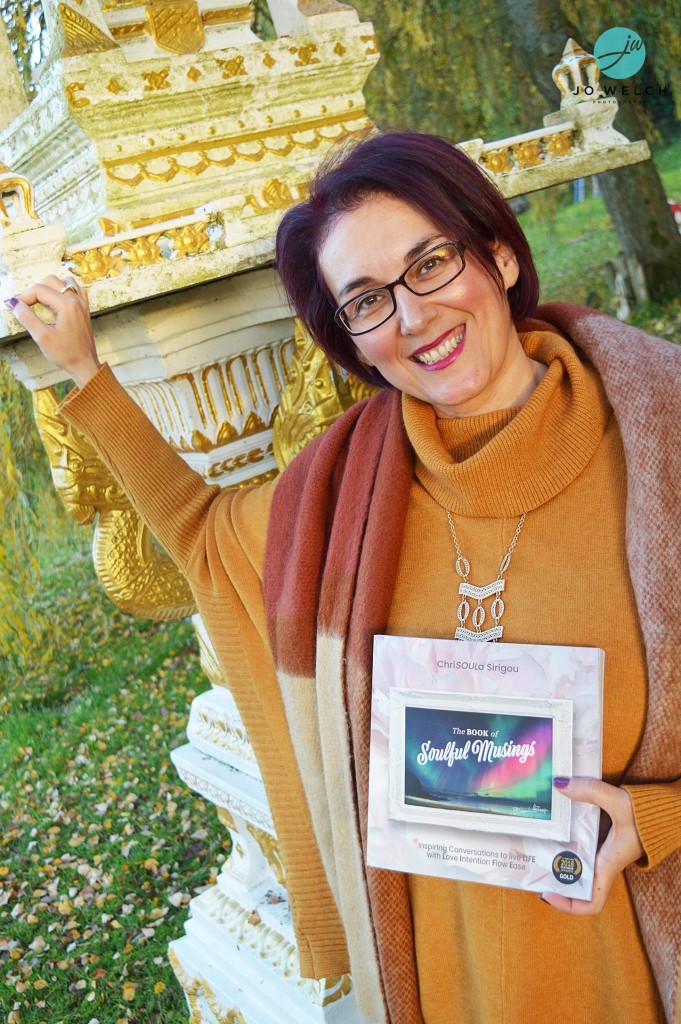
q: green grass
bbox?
[518,135,681,343]
[0,523,226,1023]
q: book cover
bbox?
[367,637,604,900]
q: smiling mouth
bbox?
[411,325,465,366]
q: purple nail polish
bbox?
[553,776,570,789]
[4,297,18,309]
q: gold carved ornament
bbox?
[58,2,117,57]
[0,163,40,228]
[552,38,603,103]
[31,328,370,617]
[169,949,247,1024]
[244,178,301,214]
[511,139,543,170]
[245,821,286,886]
[33,388,196,621]
[273,320,376,471]
[146,0,204,55]
[480,147,513,175]
[102,110,371,187]
[545,129,575,159]
[65,221,212,284]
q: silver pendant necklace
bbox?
[446,511,527,642]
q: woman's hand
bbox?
[540,777,644,914]
[5,275,102,388]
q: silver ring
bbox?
[59,279,79,295]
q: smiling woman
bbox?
[6,130,681,1024]
[317,195,545,417]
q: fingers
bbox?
[12,276,85,313]
[540,779,644,916]
[5,294,52,338]
[540,843,621,916]
[4,274,100,387]
[553,776,631,819]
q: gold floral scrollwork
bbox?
[245,822,286,885]
[244,178,296,214]
[169,949,248,1024]
[480,147,513,174]
[217,806,236,831]
[142,67,171,90]
[202,6,252,27]
[98,217,123,236]
[33,388,196,621]
[64,81,89,108]
[289,44,319,66]
[511,139,543,169]
[118,233,164,268]
[68,244,125,283]
[545,129,574,159]
[146,0,205,55]
[272,320,375,470]
[216,55,246,78]
[0,163,40,228]
[167,222,210,257]
[109,22,145,40]
[59,3,117,56]
[360,33,379,55]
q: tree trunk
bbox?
[504,0,681,303]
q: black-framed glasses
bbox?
[333,241,466,336]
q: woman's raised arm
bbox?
[5,276,253,587]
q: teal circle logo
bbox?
[594,27,645,78]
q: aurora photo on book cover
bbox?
[403,707,554,820]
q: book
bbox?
[367,636,604,900]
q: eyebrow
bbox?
[336,234,445,300]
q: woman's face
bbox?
[318,193,530,418]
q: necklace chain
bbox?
[446,511,527,642]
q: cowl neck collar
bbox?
[402,331,611,518]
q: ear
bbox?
[493,241,520,291]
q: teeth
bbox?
[413,328,464,365]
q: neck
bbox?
[434,331,548,419]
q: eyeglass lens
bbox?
[340,243,463,334]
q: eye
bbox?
[350,290,388,320]
[416,251,447,276]
[357,292,383,311]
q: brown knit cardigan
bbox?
[264,302,681,1024]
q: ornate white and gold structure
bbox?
[0,13,651,1021]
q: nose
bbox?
[393,283,436,334]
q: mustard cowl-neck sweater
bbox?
[390,331,664,1023]
[59,329,678,1022]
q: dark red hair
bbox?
[275,130,539,388]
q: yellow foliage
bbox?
[0,360,48,671]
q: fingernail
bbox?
[4,297,18,309]
[553,776,571,789]
[539,893,550,903]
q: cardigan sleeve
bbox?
[58,362,352,977]
[622,781,681,870]
[58,361,275,591]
